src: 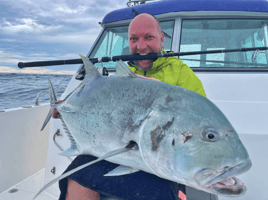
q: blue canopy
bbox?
[102,0,268,24]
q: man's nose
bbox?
[136,38,147,51]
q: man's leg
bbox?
[59,155,184,200]
[66,179,100,200]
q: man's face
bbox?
[128,14,164,69]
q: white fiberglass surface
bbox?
[218,134,268,200]
[0,169,56,200]
[0,105,50,193]
[196,72,268,135]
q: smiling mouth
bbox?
[138,53,150,61]
[195,159,252,196]
[139,53,149,55]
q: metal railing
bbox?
[35,90,64,106]
[53,129,73,161]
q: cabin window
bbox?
[179,19,268,69]
[89,20,175,69]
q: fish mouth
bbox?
[194,159,252,196]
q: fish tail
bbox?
[40,79,58,131]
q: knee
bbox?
[66,179,100,200]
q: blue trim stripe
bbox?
[102,0,268,24]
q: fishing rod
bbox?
[18,47,268,69]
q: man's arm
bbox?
[135,74,160,81]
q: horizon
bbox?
[0,71,73,75]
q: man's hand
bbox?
[135,74,160,81]
[52,100,62,119]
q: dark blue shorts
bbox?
[59,155,186,200]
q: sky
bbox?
[0,0,126,74]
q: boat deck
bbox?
[0,169,56,200]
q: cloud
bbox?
[0,50,81,68]
[0,0,127,74]
[0,50,49,64]
[94,1,127,15]
[0,66,20,73]
[41,28,100,44]
[55,5,87,14]
[0,38,17,42]
[0,50,25,64]
[61,53,82,58]
[0,18,62,34]
[0,66,76,75]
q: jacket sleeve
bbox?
[177,64,207,98]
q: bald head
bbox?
[128,13,164,69]
[129,13,162,34]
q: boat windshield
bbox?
[89,20,175,69]
[180,19,268,68]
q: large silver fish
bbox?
[35,55,251,199]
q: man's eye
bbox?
[130,37,137,41]
[146,35,154,39]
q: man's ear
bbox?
[160,32,165,46]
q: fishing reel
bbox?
[75,66,109,80]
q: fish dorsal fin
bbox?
[104,165,140,176]
[79,54,101,81]
[113,60,137,77]
[59,118,79,156]
[33,142,138,200]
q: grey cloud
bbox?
[0,18,62,34]
[0,0,127,74]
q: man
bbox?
[56,13,206,200]
[127,14,206,97]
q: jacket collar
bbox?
[129,48,168,72]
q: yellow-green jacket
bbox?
[127,51,207,98]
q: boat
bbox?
[1,0,267,199]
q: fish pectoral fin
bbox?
[104,166,140,176]
[113,60,137,77]
[40,106,53,131]
[33,141,138,200]
[40,80,58,131]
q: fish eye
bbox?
[202,127,219,142]
[207,132,216,140]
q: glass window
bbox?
[180,19,268,68]
[89,20,175,69]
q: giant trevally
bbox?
[34,55,251,199]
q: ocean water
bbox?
[0,73,73,110]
